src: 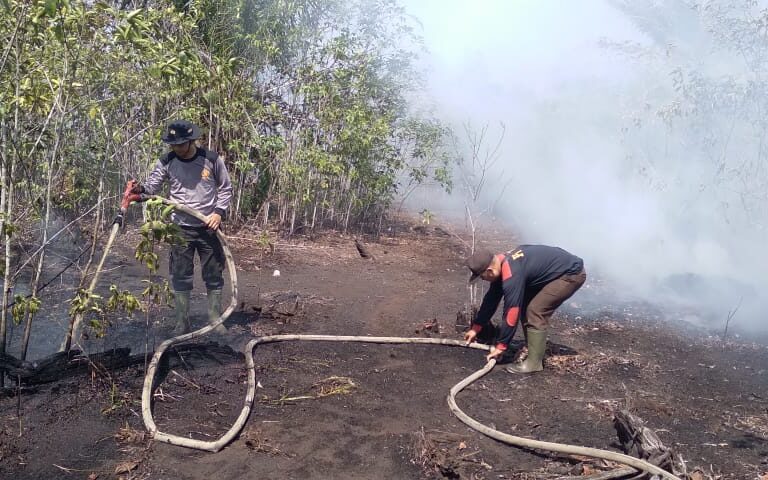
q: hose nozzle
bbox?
[120,180,143,211]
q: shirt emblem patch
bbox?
[201,168,211,180]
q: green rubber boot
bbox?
[506,328,546,374]
[172,290,191,335]
[207,289,228,334]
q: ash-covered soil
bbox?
[1,220,767,479]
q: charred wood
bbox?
[0,349,133,385]
[354,238,374,259]
[613,410,687,478]
[0,342,241,386]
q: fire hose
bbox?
[93,192,681,480]
[62,181,148,352]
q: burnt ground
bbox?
[1,219,768,480]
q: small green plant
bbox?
[105,285,144,315]
[131,199,190,356]
[11,295,41,325]
[68,289,108,337]
[135,199,186,274]
[134,200,183,310]
[69,286,143,340]
[256,229,275,255]
[140,278,173,308]
[75,285,145,339]
[101,382,127,415]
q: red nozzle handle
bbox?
[120,180,142,210]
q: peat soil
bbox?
[1,220,768,480]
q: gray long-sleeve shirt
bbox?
[143,147,233,227]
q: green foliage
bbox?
[68,288,108,338]
[1,222,18,238]
[133,198,177,325]
[135,199,185,274]
[0,0,453,245]
[140,278,173,308]
[68,289,103,317]
[11,295,41,325]
[101,382,128,415]
[105,285,143,315]
[255,229,274,254]
[74,284,143,340]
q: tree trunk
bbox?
[289,196,298,236]
[1,155,16,387]
[262,199,270,227]
[310,197,318,231]
[20,102,72,360]
[234,168,244,222]
[343,194,354,234]
[0,120,8,387]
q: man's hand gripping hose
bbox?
[114,180,146,226]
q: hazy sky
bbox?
[403,0,644,119]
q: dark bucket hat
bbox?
[465,249,494,283]
[162,119,201,145]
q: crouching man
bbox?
[463,245,586,373]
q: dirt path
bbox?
[1,222,767,479]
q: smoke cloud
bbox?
[402,0,767,332]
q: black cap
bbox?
[162,120,201,145]
[465,249,494,283]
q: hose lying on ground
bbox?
[140,198,239,448]
[132,198,681,480]
[242,336,681,480]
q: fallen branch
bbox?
[0,342,240,386]
[0,349,133,385]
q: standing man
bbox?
[463,245,586,373]
[133,119,233,335]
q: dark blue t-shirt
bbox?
[472,245,583,347]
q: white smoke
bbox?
[402,0,767,332]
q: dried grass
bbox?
[259,376,357,405]
[114,423,147,446]
[410,428,493,479]
[243,427,291,457]
[311,376,356,397]
[733,414,768,439]
[545,353,644,376]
